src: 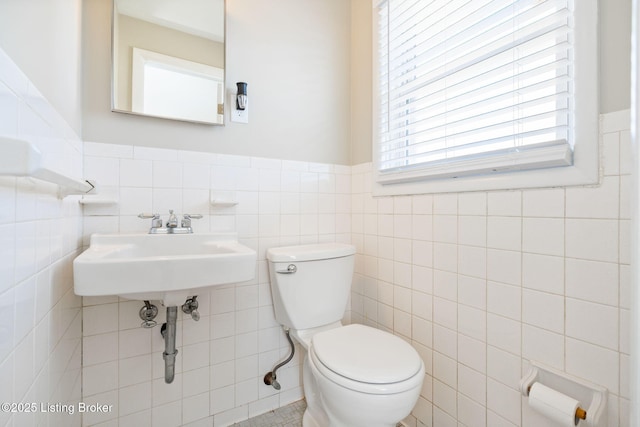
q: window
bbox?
[373,0,598,195]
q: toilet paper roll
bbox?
[528,383,582,426]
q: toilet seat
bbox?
[309,324,424,395]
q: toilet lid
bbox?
[311,324,422,384]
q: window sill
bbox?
[372,117,601,196]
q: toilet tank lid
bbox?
[267,243,355,262]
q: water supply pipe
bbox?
[263,328,295,390]
[160,306,178,383]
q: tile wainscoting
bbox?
[0,48,84,427]
[350,110,631,427]
[80,141,352,426]
[81,110,631,427]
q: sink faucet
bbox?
[138,211,202,234]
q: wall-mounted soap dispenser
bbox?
[231,81,249,123]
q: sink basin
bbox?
[73,232,257,306]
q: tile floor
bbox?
[233,400,306,426]
[232,399,405,427]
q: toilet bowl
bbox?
[266,243,425,427]
[307,324,425,427]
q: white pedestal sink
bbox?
[73,232,257,306]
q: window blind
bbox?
[377,0,575,183]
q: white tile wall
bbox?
[350,110,632,427]
[4,41,631,427]
[80,142,352,426]
[0,48,83,427]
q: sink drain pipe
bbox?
[263,328,295,390]
[160,306,178,384]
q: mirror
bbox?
[112,0,225,125]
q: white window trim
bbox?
[372,0,600,196]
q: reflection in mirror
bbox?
[112,0,225,125]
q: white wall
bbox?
[0,0,83,135]
[601,0,633,113]
[0,48,84,427]
[350,111,632,427]
[350,0,373,166]
[82,0,352,165]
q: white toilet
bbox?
[267,243,425,427]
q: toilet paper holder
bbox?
[520,362,607,427]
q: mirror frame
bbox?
[110,0,226,125]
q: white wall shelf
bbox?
[0,137,96,198]
[210,199,239,207]
[79,197,118,205]
[210,190,238,207]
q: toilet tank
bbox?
[267,243,356,330]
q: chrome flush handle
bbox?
[276,264,297,274]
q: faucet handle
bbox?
[183,214,203,219]
[138,213,162,228]
[138,213,160,219]
[181,214,203,228]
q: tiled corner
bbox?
[351,110,632,427]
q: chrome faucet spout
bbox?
[167,210,178,228]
